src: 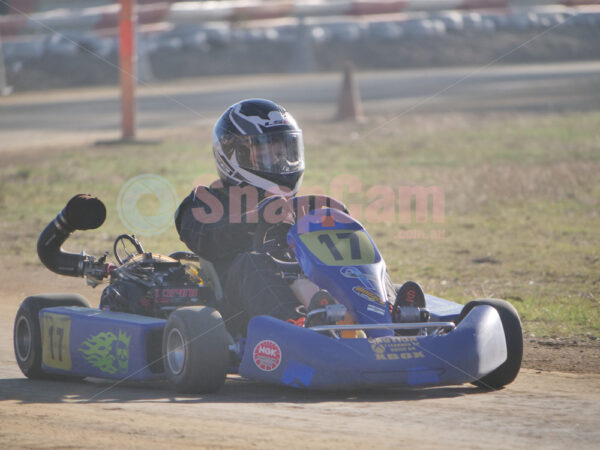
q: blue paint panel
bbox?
[282,361,315,388]
[425,294,464,321]
[406,368,442,386]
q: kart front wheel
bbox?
[14,293,90,379]
[162,306,230,394]
[460,299,523,389]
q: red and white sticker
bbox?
[253,340,282,372]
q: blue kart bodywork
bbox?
[36,296,507,389]
[32,206,513,390]
[240,305,506,389]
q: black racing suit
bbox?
[174,181,303,336]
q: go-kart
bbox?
[14,193,522,393]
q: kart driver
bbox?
[175,99,316,336]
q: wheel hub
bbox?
[166,328,186,375]
[15,316,32,362]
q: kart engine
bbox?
[100,253,215,318]
[36,194,216,319]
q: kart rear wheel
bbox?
[162,306,230,394]
[14,293,90,379]
[460,299,523,389]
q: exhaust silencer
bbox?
[37,194,106,277]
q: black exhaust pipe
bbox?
[37,194,106,277]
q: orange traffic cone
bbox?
[336,61,363,122]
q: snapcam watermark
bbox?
[116,173,445,238]
[117,174,179,236]
[191,174,446,239]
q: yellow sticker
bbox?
[299,229,375,266]
[41,312,72,370]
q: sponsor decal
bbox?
[79,330,131,375]
[352,286,384,305]
[153,287,199,303]
[340,266,377,290]
[367,304,386,315]
[230,106,290,134]
[369,336,425,361]
[253,340,282,372]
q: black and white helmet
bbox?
[213,99,304,196]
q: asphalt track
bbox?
[1,61,600,151]
[1,62,600,448]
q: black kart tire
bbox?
[14,293,90,379]
[162,306,230,394]
[459,298,523,389]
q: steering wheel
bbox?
[113,234,144,265]
[251,195,349,262]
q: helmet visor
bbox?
[236,131,304,174]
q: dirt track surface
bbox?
[1,371,599,449]
[0,262,599,449]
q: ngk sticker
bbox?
[253,340,281,372]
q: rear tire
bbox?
[162,306,230,394]
[459,299,523,389]
[14,293,90,379]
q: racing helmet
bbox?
[212,99,304,195]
